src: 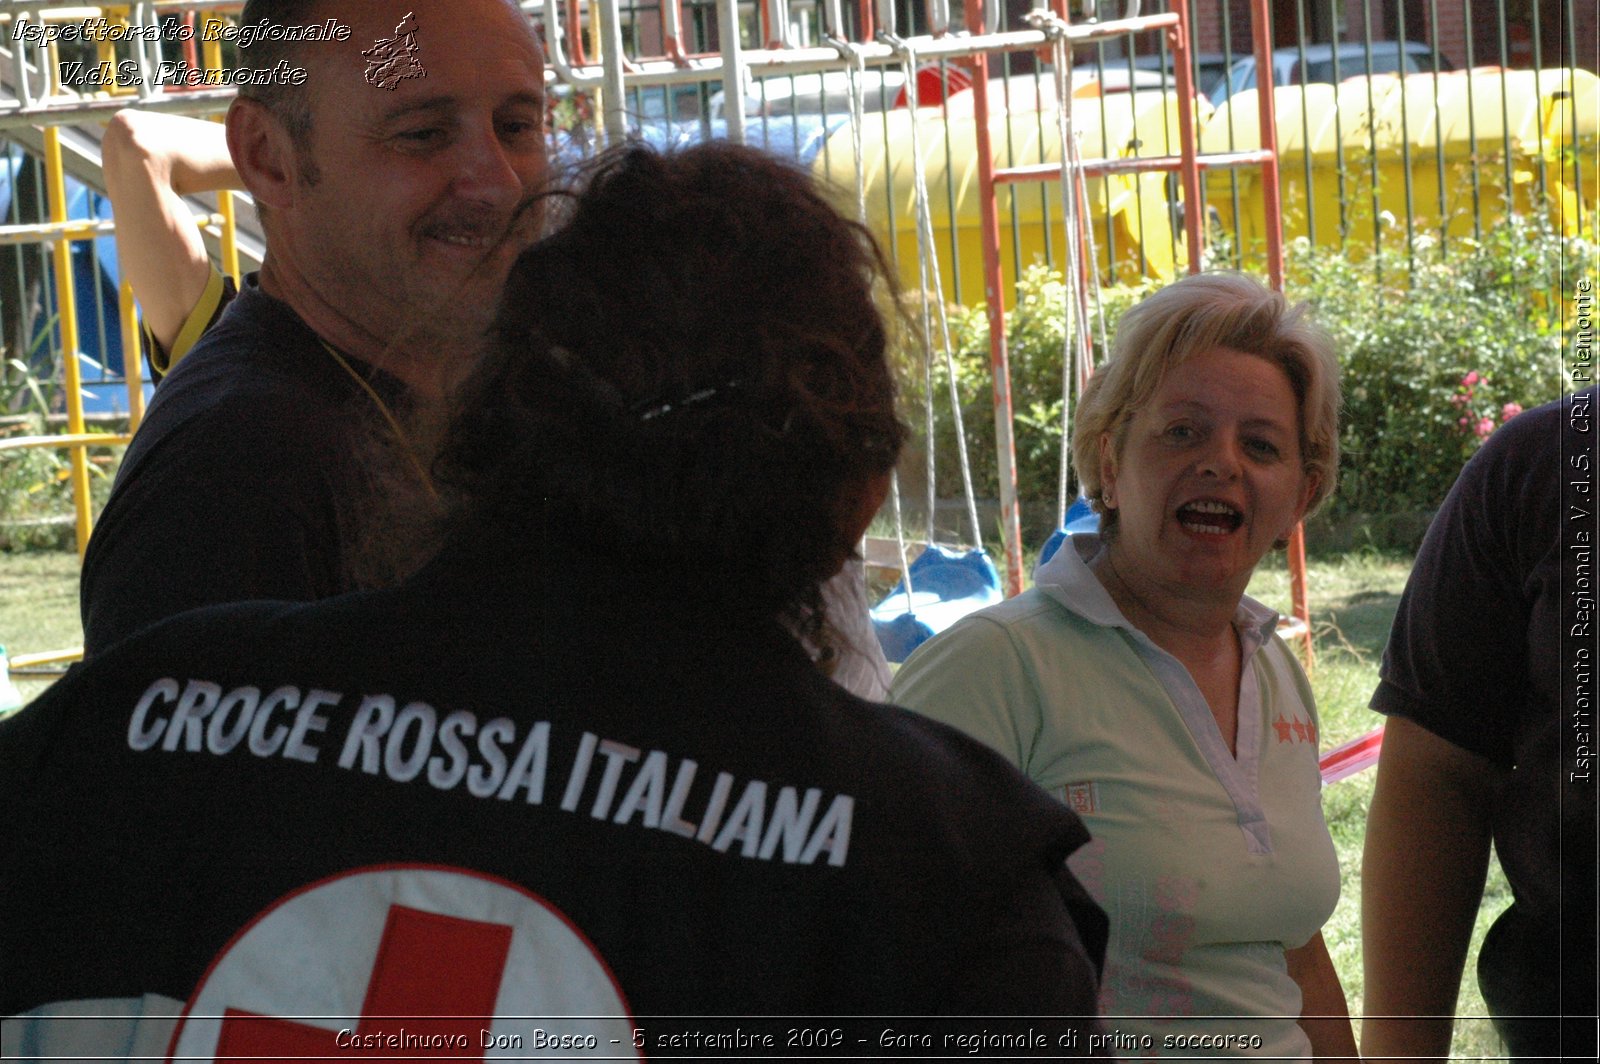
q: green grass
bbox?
[1247,551,1512,1062]
[0,548,82,705]
[0,545,1515,1057]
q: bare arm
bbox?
[1286,931,1358,1061]
[101,110,240,351]
[1360,715,1495,1063]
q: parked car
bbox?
[1069,63,1172,94]
[1127,51,1231,99]
[1208,41,1454,105]
[710,69,908,120]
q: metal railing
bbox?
[0,0,1591,656]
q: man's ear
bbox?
[225,97,301,209]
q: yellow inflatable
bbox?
[814,78,1202,307]
[1202,68,1598,256]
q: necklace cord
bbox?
[319,339,441,502]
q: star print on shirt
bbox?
[1273,714,1317,744]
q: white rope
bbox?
[889,32,984,551]
[827,33,871,227]
[829,25,913,604]
[1029,9,1109,525]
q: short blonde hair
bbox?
[1072,272,1340,538]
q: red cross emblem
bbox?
[216,905,510,1058]
[168,865,636,1062]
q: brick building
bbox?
[1175,0,1593,74]
[608,1,1592,75]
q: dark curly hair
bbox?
[434,142,907,652]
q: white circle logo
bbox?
[168,864,636,1060]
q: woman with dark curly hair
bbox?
[437,141,908,674]
[1,143,1105,1045]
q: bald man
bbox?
[81,0,547,654]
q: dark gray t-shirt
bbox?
[13,539,1109,1030]
[1372,386,1597,1037]
[81,277,406,656]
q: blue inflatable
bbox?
[1036,495,1101,570]
[2,145,150,415]
[870,543,1003,663]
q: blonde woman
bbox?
[895,272,1355,1058]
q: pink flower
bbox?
[1450,393,1469,406]
[1475,416,1495,438]
[1462,371,1481,387]
[1502,402,1523,421]
[1459,416,1471,428]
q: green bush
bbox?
[1290,218,1582,516]
[1,415,71,551]
[893,264,1155,517]
[1,360,118,551]
[0,432,118,551]
[900,220,1585,532]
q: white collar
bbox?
[1032,533,1281,654]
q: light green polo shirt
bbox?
[893,535,1338,1058]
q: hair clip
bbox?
[634,379,741,422]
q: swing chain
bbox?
[824,32,871,227]
[1025,7,1111,525]
[880,30,986,552]
[824,31,893,596]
